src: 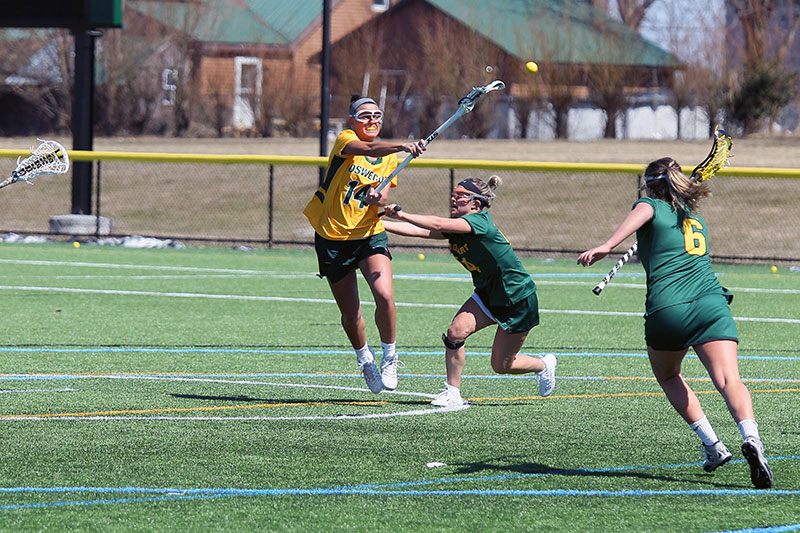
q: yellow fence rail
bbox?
[0,150,798,262]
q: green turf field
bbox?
[0,242,797,532]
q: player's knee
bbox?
[491,359,512,374]
[340,312,362,329]
[442,333,465,350]
[491,354,517,374]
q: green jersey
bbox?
[634,197,730,315]
[443,210,536,307]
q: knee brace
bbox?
[442,333,465,350]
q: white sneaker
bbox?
[380,353,402,391]
[701,440,732,472]
[430,385,466,408]
[357,348,382,394]
[742,437,773,489]
[536,353,557,397]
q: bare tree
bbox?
[410,10,505,139]
[587,63,635,138]
[728,0,800,134]
[615,0,656,31]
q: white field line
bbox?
[0,388,75,394]
[102,375,437,399]
[2,375,467,421]
[0,284,797,324]
[0,258,797,294]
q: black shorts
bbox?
[314,232,392,284]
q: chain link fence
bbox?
[0,150,798,263]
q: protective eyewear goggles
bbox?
[451,186,488,203]
[351,110,384,123]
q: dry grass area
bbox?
[1,135,799,261]
[2,135,800,167]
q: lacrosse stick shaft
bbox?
[0,174,19,190]
[593,242,638,295]
[373,106,468,194]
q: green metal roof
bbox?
[126,0,676,68]
[127,0,321,45]
[426,0,679,67]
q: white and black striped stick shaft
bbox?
[373,80,505,194]
[593,241,638,295]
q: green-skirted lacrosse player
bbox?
[577,156,773,489]
[382,175,556,408]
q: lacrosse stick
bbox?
[373,80,505,194]
[0,139,70,190]
[592,126,733,295]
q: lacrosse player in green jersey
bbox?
[382,175,556,408]
[578,157,772,489]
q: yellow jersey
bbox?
[303,129,399,240]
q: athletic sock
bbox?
[738,419,760,441]
[355,344,373,365]
[381,341,396,360]
[689,416,720,446]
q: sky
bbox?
[611,0,726,62]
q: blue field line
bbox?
[707,525,800,533]
[396,272,646,279]
[3,373,800,384]
[0,347,796,361]
[2,456,798,511]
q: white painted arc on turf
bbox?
[0,284,797,324]
[102,375,437,399]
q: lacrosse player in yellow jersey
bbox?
[578,157,772,489]
[303,96,425,393]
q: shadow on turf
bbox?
[169,393,425,406]
[447,457,743,488]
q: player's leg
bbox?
[328,269,365,348]
[694,340,753,422]
[443,297,494,388]
[359,252,395,345]
[329,270,381,393]
[694,339,772,488]
[359,248,399,389]
[485,292,556,396]
[647,347,701,423]
[431,297,493,407]
[648,346,731,471]
[489,328,537,373]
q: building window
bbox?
[161,68,178,106]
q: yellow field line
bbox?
[6,388,798,419]
[1,400,394,419]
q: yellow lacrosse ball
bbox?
[771,265,778,272]
[73,241,80,248]
[526,61,538,73]
[417,253,425,260]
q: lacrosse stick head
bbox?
[13,139,70,183]
[459,80,505,111]
[690,126,732,183]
